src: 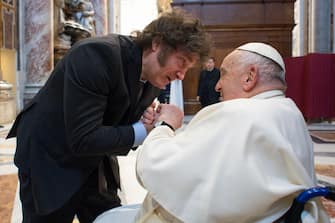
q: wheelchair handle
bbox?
[284,186,335,223]
[296,186,331,203]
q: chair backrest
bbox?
[283,186,335,223]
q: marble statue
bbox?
[54,0,96,64]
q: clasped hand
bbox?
[141,101,184,133]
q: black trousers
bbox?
[19,169,121,223]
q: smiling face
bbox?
[141,42,198,89]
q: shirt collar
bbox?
[140,78,147,84]
[251,90,285,99]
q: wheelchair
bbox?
[94,186,335,223]
[283,186,335,222]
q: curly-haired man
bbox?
[7,8,211,223]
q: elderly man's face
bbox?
[215,51,245,101]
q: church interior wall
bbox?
[0,0,17,124]
[0,0,334,121]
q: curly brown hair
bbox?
[134,8,211,63]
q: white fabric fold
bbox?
[136,96,330,223]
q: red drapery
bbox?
[284,53,335,119]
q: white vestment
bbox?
[135,91,330,223]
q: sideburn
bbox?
[157,45,174,67]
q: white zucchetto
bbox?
[237,42,286,72]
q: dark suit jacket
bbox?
[197,68,220,107]
[7,34,160,214]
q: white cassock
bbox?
[135,90,330,223]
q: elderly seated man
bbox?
[94,43,330,223]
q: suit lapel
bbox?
[119,35,143,123]
[119,35,160,123]
[125,63,142,111]
[133,84,160,121]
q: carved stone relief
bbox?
[54,0,96,64]
[2,7,15,49]
[157,0,171,15]
[2,0,15,7]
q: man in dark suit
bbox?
[7,9,210,223]
[197,57,221,107]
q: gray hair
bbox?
[236,50,286,85]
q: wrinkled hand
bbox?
[141,102,157,133]
[156,104,184,130]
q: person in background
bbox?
[7,8,210,223]
[196,57,220,107]
[134,42,330,223]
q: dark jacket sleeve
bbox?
[63,42,134,156]
[197,70,205,97]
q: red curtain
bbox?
[284,53,335,119]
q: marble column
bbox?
[23,0,53,102]
[20,0,109,104]
[92,0,109,36]
[108,0,120,33]
[309,0,331,53]
[292,0,309,56]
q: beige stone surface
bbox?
[0,100,16,124]
[0,174,17,223]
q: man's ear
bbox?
[242,65,258,92]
